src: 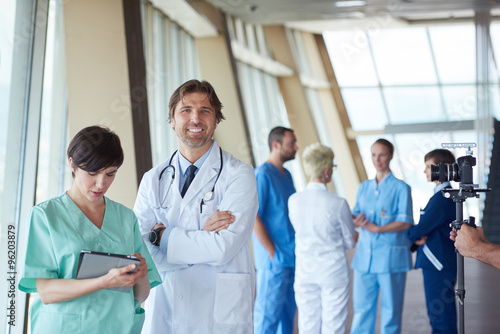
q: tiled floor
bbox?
[294,249,500,333]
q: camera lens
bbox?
[431,162,460,182]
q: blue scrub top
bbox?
[351,173,413,273]
[253,162,296,269]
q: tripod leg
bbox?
[456,252,465,334]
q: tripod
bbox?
[443,187,489,334]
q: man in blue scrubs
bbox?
[253,126,298,334]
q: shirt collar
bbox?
[306,182,327,190]
[178,139,214,176]
[434,181,451,194]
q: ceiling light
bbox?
[334,1,366,7]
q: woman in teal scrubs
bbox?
[19,126,161,334]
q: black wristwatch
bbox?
[149,226,166,246]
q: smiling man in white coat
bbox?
[134,79,259,334]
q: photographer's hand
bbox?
[451,225,500,270]
[453,224,486,258]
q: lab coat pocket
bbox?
[35,311,81,334]
[213,273,253,325]
[199,200,218,230]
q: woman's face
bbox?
[371,143,392,173]
[70,158,118,203]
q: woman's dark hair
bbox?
[424,149,455,164]
[373,138,394,156]
[67,126,124,176]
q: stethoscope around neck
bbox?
[152,147,223,213]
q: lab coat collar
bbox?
[306,182,327,191]
[180,140,220,212]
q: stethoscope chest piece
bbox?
[203,191,214,202]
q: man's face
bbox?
[171,92,217,151]
[278,131,298,163]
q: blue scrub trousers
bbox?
[422,269,457,334]
[351,271,406,334]
[254,266,296,334]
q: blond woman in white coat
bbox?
[288,143,357,334]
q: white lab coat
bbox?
[134,141,258,334]
[288,182,356,334]
[288,182,356,285]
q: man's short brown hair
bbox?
[168,79,225,123]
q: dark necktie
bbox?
[181,165,197,198]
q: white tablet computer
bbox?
[76,250,140,293]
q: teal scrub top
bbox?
[18,193,161,334]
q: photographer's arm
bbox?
[452,224,500,270]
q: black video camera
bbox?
[430,143,476,190]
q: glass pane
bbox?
[371,28,437,85]
[442,85,476,121]
[0,1,16,198]
[323,30,379,87]
[263,73,289,128]
[143,10,198,165]
[489,23,500,84]
[238,62,267,165]
[429,24,475,84]
[384,86,444,124]
[305,88,330,146]
[394,132,453,215]
[342,88,388,130]
[36,0,68,203]
[169,24,182,86]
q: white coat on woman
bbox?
[134,140,258,334]
[288,182,356,334]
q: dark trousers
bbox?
[422,268,457,334]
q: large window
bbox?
[141,1,200,165]
[36,0,69,203]
[0,1,68,332]
[324,21,499,219]
[227,17,306,187]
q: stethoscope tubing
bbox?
[154,147,223,211]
